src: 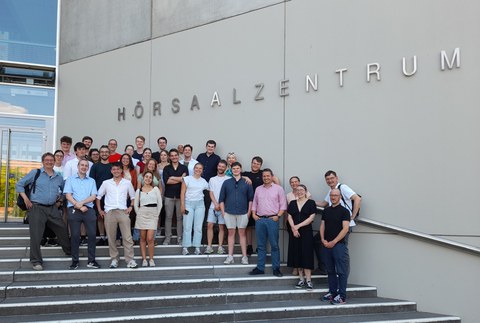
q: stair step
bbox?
[0,298,418,323]
[0,226,29,237]
[7,263,292,282]
[242,311,461,322]
[4,275,333,297]
[0,224,461,322]
[0,253,261,270]
[0,285,377,316]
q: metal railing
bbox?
[357,217,480,256]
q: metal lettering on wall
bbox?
[116,48,461,121]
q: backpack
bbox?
[17,169,41,211]
[338,183,361,217]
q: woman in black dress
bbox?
[287,184,316,290]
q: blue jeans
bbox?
[67,207,97,262]
[183,200,205,247]
[255,218,280,271]
[322,242,349,299]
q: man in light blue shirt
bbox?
[64,159,99,269]
[16,152,70,271]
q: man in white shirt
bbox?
[63,142,93,180]
[96,162,138,269]
[179,144,198,176]
[316,170,361,222]
[204,160,230,254]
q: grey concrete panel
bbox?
[284,0,480,237]
[57,41,152,145]
[149,4,285,172]
[59,0,151,64]
[350,231,480,323]
[152,0,285,37]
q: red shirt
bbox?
[108,153,122,163]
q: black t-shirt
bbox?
[152,151,161,163]
[196,153,220,182]
[322,204,350,243]
[242,170,263,193]
[162,163,188,198]
[132,151,143,161]
[89,162,113,189]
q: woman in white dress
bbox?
[134,171,162,267]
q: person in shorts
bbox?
[219,162,253,265]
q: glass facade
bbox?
[0,0,58,65]
[0,84,55,116]
[0,0,57,221]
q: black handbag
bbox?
[17,169,41,211]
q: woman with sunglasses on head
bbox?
[134,171,162,266]
[225,152,237,177]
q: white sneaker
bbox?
[204,246,214,254]
[241,256,249,265]
[142,259,148,267]
[182,247,189,255]
[149,259,156,267]
[32,264,43,271]
[109,259,118,268]
[127,260,138,269]
[194,247,201,255]
[177,236,183,245]
[163,237,170,245]
[223,255,234,265]
[217,246,225,254]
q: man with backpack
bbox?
[317,170,361,222]
[16,152,71,271]
[314,170,361,274]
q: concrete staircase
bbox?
[0,224,461,322]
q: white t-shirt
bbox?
[184,176,209,201]
[180,158,199,176]
[324,183,356,215]
[63,157,93,180]
[208,175,231,208]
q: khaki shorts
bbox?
[223,212,248,229]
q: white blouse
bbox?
[133,186,162,215]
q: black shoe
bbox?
[247,245,253,256]
[273,269,283,277]
[96,239,105,246]
[46,240,58,247]
[87,260,101,269]
[80,238,88,246]
[40,237,47,246]
[249,267,265,275]
[69,261,79,270]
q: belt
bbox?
[144,204,157,208]
[34,203,55,207]
[259,215,277,218]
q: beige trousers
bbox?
[104,209,135,263]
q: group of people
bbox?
[16,134,361,305]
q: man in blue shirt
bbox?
[219,162,254,265]
[64,159,99,270]
[16,152,70,271]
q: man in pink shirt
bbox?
[250,168,287,277]
[60,136,75,166]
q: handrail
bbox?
[357,217,480,256]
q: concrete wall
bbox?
[349,225,480,323]
[58,1,480,321]
[59,0,152,64]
